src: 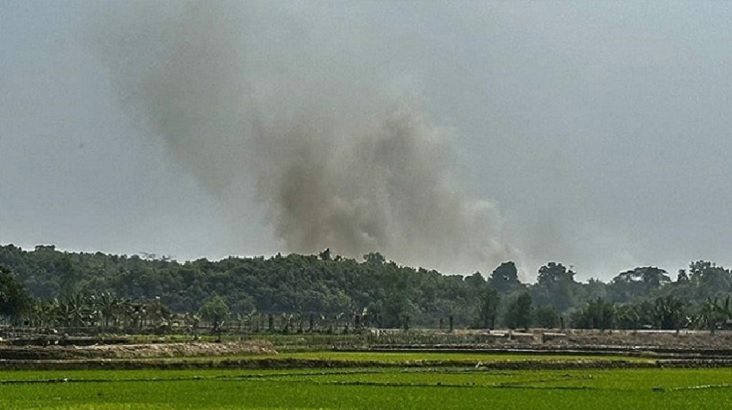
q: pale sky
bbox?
[2,1,731,281]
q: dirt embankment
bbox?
[3,329,732,371]
[560,329,732,348]
[0,341,276,361]
[363,329,732,359]
[428,328,732,348]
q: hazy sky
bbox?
[2,1,731,281]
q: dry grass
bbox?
[73,340,277,358]
[0,341,276,360]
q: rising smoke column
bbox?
[94,1,517,273]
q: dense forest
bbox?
[1,244,731,333]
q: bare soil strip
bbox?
[0,341,275,361]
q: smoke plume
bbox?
[94,1,517,273]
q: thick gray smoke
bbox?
[94,1,517,273]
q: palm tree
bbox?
[97,292,121,331]
[140,297,170,332]
[695,297,731,334]
[184,312,201,336]
[653,296,685,330]
[58,293,93,330]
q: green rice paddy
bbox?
[1,362,731,409]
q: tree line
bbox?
[1,244,731,333]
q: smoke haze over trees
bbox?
[93,1,515,274]
[2,244,732,332]
[3,1,732,279]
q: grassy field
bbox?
[1,334,730,409]
[1,365,732,409]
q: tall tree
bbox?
[571,298,614,330]
[533,262,582,315]
[477,287,500,329]
[534,306,560,329]
[606,267,670,303]
[653,295,685,330]
[504,292,532,331]
[199,295,230,334]
[688,261,731,301]
[489,261,522,294]
[694,297,730,333]
[0,265,31,323]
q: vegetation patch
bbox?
[2,367,732,409]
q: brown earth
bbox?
[0,340,276,361]
[366,329,732,358]
[440,328,732,347]
[2,329,732,371]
